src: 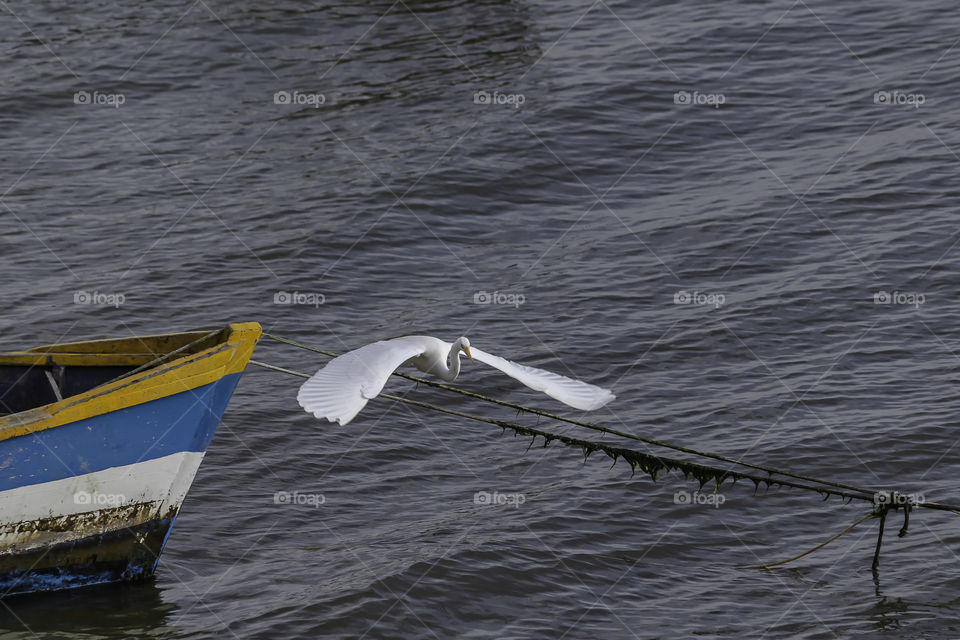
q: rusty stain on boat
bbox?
[0,323,260,595]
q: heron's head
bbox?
[458,336,472,360]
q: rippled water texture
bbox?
[3,0,960,637]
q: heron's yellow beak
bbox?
[463,345,473,360]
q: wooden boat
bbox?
[0,322,261,595]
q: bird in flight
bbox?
[297,336,615,425]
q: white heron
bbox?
[297,336,615,425]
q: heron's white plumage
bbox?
[296,337,427,425]
[297,335,615,425]
[469,347,615,411]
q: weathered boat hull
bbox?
[0,323,260,595]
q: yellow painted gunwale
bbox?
[0,322,261,443]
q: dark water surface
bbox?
[3,0,960,637]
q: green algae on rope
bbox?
[248,358,872,503]
[258,333,960,510]
[248,353,956,569]
[261,333,862,488]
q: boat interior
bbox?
[0,328,227,415]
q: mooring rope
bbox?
[247,357,960,513]
[248,360,869,501]
[248,352,960,569]
[746,512,875,569]
[257,334,938,505]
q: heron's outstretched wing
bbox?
[469,347,615,411]
[297,337,428,425]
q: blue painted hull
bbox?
[0,372,242,493]
[0,373,243,596]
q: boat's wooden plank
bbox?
[0,322,261,442]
